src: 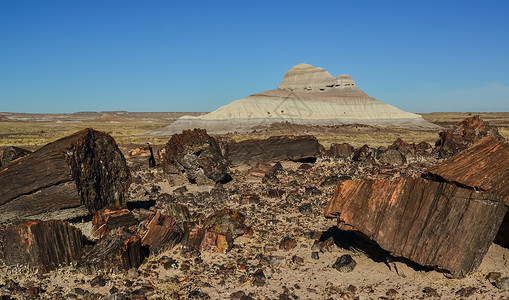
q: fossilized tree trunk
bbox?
[0,128,130,223]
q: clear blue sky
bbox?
[1,1,508,113]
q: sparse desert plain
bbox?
[0,111,508,299]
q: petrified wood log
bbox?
[226,135,321,165]
[1,146,32,168]
[92,207,138,238]
[138,212,183,254]
[0,220,83,272]
[326,143,354,159]
[435,115,504,158]
[0,128,130,223]
[161,129,228,185]
[324,177,507,277]
[77,228,142,274]
[423,137,509,206]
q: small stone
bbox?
[188,290,211,299]
[298,203,313,214]
[422,287,440,297]
[89,275,106,287]
[292,255,304,265]
[279,237,297,251]
[110,286,119,294]
[455,287,478,297]
[74,287,87,296]
[332,255,356,273]
[495,277,509,290]
[311,251,319,260]
[346,285,357,293]
[486,272,502,282]
[386,288,398,298]
[252,269,266,287]
[163,257,179,269]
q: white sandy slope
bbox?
[156,64,436,134]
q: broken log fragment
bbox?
[0,128,130,223]
[77,228,142,274]
[324,177,507,277]
[226,135,322,165]
[435,115,504,158]
[423,137,509,205]
[138,212,183,254]
[92,207,138,239]
[0,220,83,272]
[161,129,228,185]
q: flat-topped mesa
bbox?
[278,63,356,91]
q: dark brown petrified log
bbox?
[326,143,354,159]
[226,135,321,165]
[0,220,83,272]
[324,177,507,277]
[77,228,142,274]
[92,207,138,239]
[0,128,130,223]
[423,137,509,206]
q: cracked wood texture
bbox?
[324,177,507,277]
[0,220,83,272]
[226,135,322,165]
[423,137,509,206]
[0,128,130,223]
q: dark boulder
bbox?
[161,129,228,185]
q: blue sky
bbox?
[1,1,508,113]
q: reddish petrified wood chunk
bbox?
[138,212,183,254]
[0,220,83,272]
[324,177,506,277]
[423,137,509,206]
[77,228,142,274]
[226,135,321,165]
[435,115,504,158]
[0,128,130,223]
[92,207,138,238]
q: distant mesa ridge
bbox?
[156,63,437,134]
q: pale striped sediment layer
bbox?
[154,64,437,134]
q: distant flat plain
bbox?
[0,111,508,151]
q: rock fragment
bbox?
[161,128,228,185]
[332,254,356,272]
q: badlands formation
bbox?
[161,63,436,134]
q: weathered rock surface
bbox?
[161,129,228,185]
[226,135,321,165]
[0,128,130,223]
[77,228,142,274]
[324,177,507,277]
[435,115,504,157]
[0,220,83,272]
[157,63,437,134]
